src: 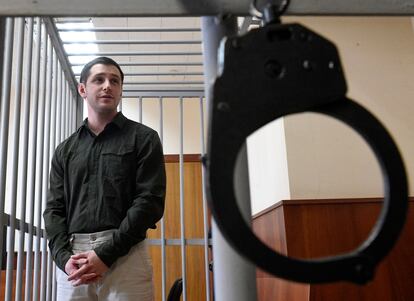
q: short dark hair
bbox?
[79,56,124,84]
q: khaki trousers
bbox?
[56,230,154,301]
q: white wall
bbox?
[247,17,414,214]
[121,97,206,155]
[247,119,291,214]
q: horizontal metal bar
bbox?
[2,213,46,238]
[59,26,201,32]
[75,72,204,76]
[71,62,203,67]
[147,238,212,246]
[123,93,204,98]
[123,81,204,85]
[123,91,204,97]
[64,40,202,45]
[0,0,413,16]
[123,86,204,91]
[67,51,202,56]
[55,18,92,23]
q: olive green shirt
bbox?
[43,112,166,271]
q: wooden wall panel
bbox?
[254,202,309,300]
[253,198,414,301]
[148,159,209,301]
[148,160,205,239]
[283,199,380,258]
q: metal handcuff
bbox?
[204,1,409,284]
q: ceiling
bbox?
[54,16,259,97]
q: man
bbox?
[43,56,166,301]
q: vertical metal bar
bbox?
[71,88,74,133]
[159,96,166,301]
[55,63,62,146]
[25,17,42,301]
[4,17,24,301]
[0,17,14,285]
[69,90,73,132]
[63,81,67,138]
[138,96,143,123]
[0,18,5,114]
[33,22,48,301]
[70,89,74,132]
[65,81,70,138]
[118,98,123,112]
[59,74,64,142]
[199,96,211,301]
[179,96,187,301]
[50,51,58,162]
[76,94,83,128]
[16,17,34,301]
[40,35,53,301]
[67,83,71,136]
[61,78,68,141]
[67,88,72,134]
[61,81,67,140]
[46,50,58,301]
[52,262,57,301]
[46,253,53,301]
[201,16,258,301]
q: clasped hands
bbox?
[65,250,109,286]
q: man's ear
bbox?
[78,83,87,98]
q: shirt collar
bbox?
[110,112,127,129]
[78,112,127,134]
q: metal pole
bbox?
[0,17,14,286]
[46,49,58,301]
[67,51,202,56]
[138,96,143,123]
[199,96,211,301]
[60,70,65,141]
[61,81,66,139]
[66,81,70,137]
[40,35,53,301]
[158,96,166,301]
[63,81,66,138]
[71,90,76,132]
[201,16,258,301]
[16,17,34,301]
[4,17,24,301]
[55,63,62,146]
[65,39,202,45]
[118,98,122,112]
[76,94,83,128]
[68,88,72,133]
[46,253,54,301]
[50,51,58,159]
[33,22,47,301]
[52,262,57,301]
[25,17,42,301]
[71,62,203,67]
[0,17,5,116]
[58,27,201,33]
[179,96,187,301]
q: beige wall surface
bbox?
[284,17,414,199]
[247,17,414,213]
[247,119,291,215]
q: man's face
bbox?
[78,64,123,115]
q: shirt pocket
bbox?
[101,145,135,180]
